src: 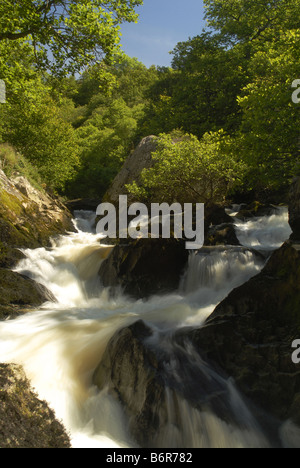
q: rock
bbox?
[98,204,239,298]
[0,168,74,319]
[187,242,300,425]
[65,198,101,213]
[104,136,158,204]
[204,205,233,231]
[93,320,164,446]
[0,169,23,201]
[205,223,241,246]
[234,201,278,220]
[93,320,279,447]
[0,269,56,318]
[0,363,70,448]
[99,238,189,298]
[0,170,75,268]
[289,177,300,241]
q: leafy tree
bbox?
[204,0,300,45]
[231,30,300,192]
[1,77,80,191]
[65,56,159,198]
[126,131,244,205]
[67,97,141,198]
[0,0,143,76]
[141,34,248,139]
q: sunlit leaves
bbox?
[126,131,245,205]
[0,0,143,76]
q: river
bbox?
[0,206,296,448]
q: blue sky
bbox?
[120,0,206,68]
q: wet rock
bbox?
[93,320,164,446]
[93,320,267,448]
[0,269,56,319]
[234,201,278,220]
[205,223,241,246]
[188,242,300,425]
[204,205,233,231]
[65,198,100,213]
[99,238,189,299]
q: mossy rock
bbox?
[0,363,71,448]
[0,269,56,308]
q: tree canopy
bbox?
[0,0,143,76]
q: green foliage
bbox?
[141,34,248,140]
[204,0,300,44]
[0,144,44,192]
[66,56,159,198]
[1,78,80,192]
[234,31,300,191]
[138,0,300,197]
[126,131,245,205]
[0,0,143,76]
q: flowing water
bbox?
[0,206,297,448]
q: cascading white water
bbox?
[233,206,292,251]
[0,207,295,448]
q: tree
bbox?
[204,0,300,45]
[126,131,244,205]
[1,77,80,191]
[140,34,247,139]
[0,0,143,76]
[231,30,300,192]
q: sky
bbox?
[120,0,206,68]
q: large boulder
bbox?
[205,223,241,246]
[0,170,75,269]
[93,320,272,448]
[104,136,157,204]
[0,169,73,319]
[0,269,56,320]
[187,242,300,425]
[99,238,189,299]
[98,204,238,298]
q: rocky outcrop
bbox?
[93,321,164,446]
[0,170,75,256]
[65,198,100,214]
[99,204,237,298]
[187,242,300,425]
[0,168,74,317]
[93,320,270,448]
[234,201,278,220]
[99,238,189,299]
[0,269,56,320]
[205,223,241,246]
[0,363,70,448]
[104,136,157,204]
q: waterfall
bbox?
[233,207,292,251]
[0,207,295,448]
